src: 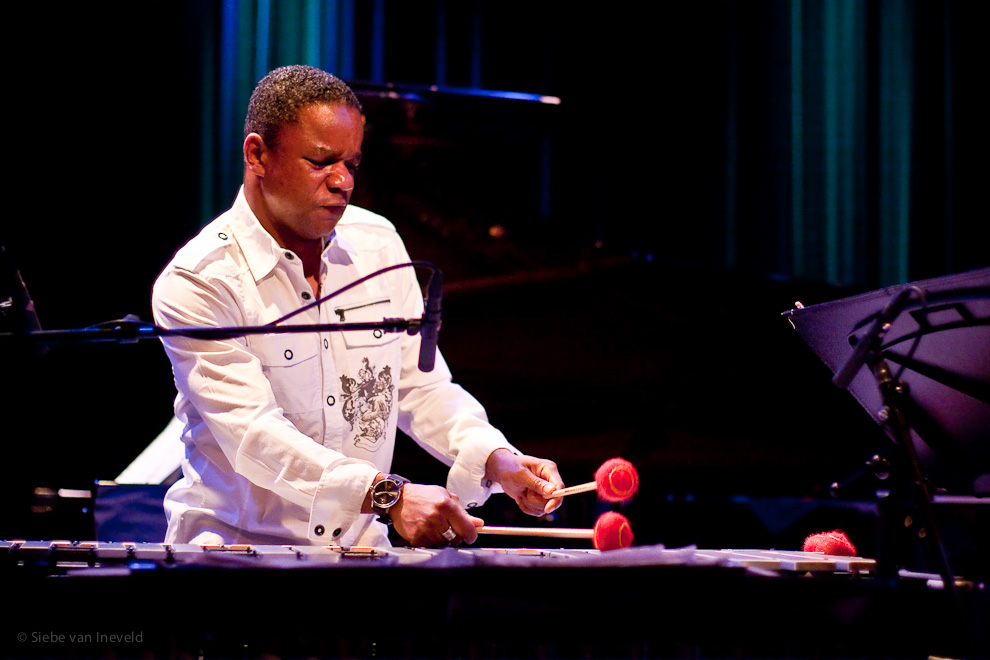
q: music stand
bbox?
[783,267,990,591]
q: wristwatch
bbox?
[370,474,408,525]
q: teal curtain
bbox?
[785,0,915,287]
[789,0,871,285]
[184,0,970,290]
[876,0,915,286]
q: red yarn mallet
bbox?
[802,530,856,556]
[551,458,640,502]
[478,512,635,552]
[592,511,634,551]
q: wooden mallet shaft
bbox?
[549,482,598,497]
[478,525,593,539]
[477,512,634,551]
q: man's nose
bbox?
[326,165,354,192]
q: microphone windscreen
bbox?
[802,530,856,556]
[594,458,639,502]
[592,511,634,551]
[417,270,443,372]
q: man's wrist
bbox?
[361,473,387,514]
[484,448,515,485]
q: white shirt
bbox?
[152,188,515,546]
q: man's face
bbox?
[256,103,364,245]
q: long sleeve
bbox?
[153,243,380,545]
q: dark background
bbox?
[1,1,986,560]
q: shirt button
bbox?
[485,480,493,488]
[285,251,294,260]
[324,338,329,349]
[314,525,325,536]
[301,291,312,300]
[326,395,335,406]
[284,349,293,360]
[333,528,342,537]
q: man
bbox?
[152,65,564,548]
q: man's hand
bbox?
[485,448,564,516]
[390,483,484,547]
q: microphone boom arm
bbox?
[5,316,425,346]
[0,261,441,355]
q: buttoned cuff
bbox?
[445,430,520,510]
[308,462,381,543]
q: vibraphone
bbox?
[2,540,979,660]
[0,539,877,571]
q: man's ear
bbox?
[244,133,268,177]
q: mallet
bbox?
[479,511,634,551]
[802,529,856,556]
[551,457,639,502]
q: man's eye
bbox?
[304,158,359,173]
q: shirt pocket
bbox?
[251,333,322,414]
[334,296,403,350]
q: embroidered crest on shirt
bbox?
[340,357,394,451]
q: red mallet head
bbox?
[592,511,634,551]
[802,530,856,556]
[594,458,639,503]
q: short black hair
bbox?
[244,65,362,148]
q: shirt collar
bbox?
[228,187,358,281]
[229,188,282,282]
[328,228,358,257]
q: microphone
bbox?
[418,269,443,372]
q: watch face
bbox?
[373,478,402,508]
